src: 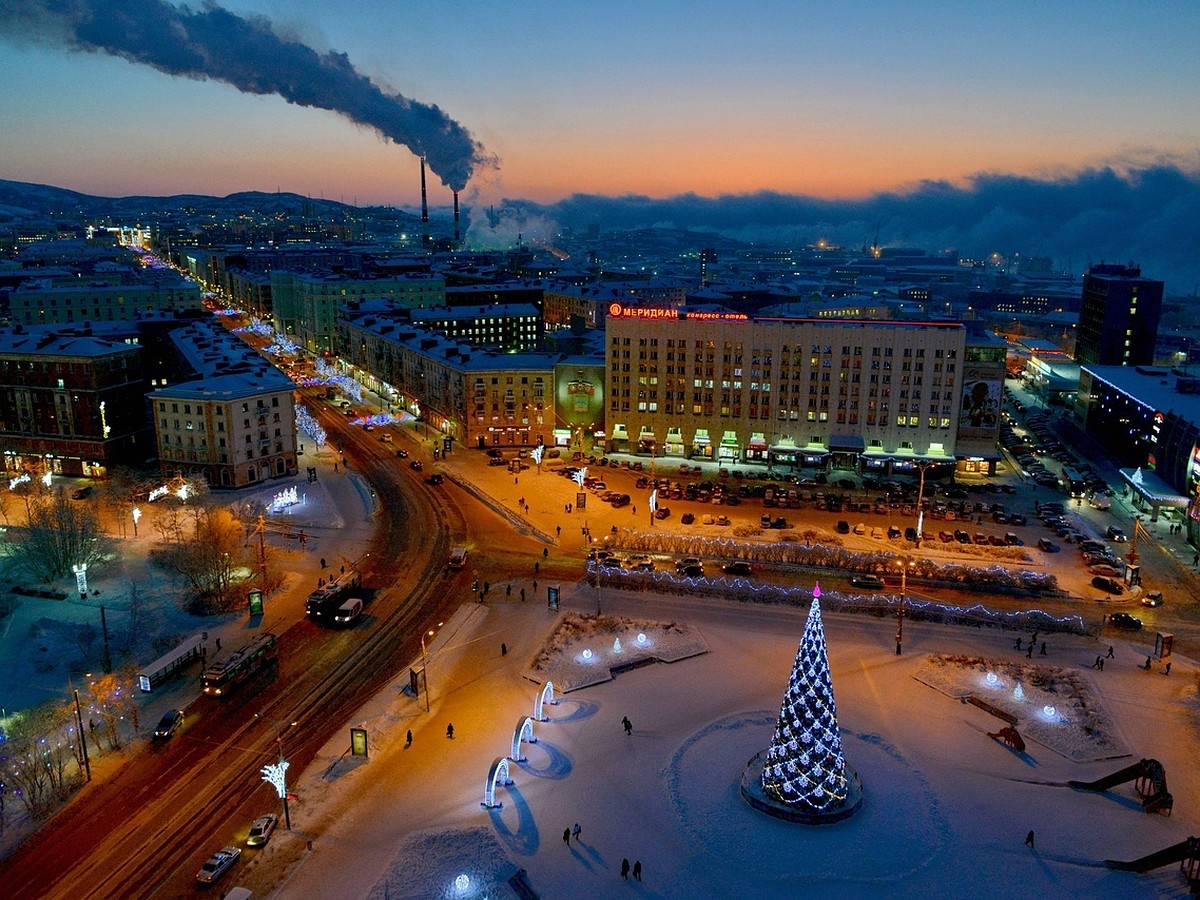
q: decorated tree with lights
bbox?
[761,594,849,812]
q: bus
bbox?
[137,634,205,692]
[1060,467,1087,497]
[201,633,278,697]
[305,570,363,619]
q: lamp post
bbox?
[131,505,141,538]
[256,715,298,829]
[420,629,434,713]
[896,557,914,655]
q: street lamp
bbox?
[131,506,141,538]
[420,629,435,713]
[896,557,915,655]
[256,714,298,829]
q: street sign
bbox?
[548,585,560,610]
[350,727,368,757]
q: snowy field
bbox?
[263,586,1199,900]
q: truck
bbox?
[305,570,363,622]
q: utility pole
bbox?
[100,606,112,674]
[73,688,91,782]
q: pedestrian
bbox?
[1040,641,1047,656]
[1193,552,1198,567]
[568,503,572,513]
[1014,637,1023,650]
[621,858,630,880]
[1025,830,1035,849]
[1144,655,1152,670]
[563,828,571,846]
[341,565,345,574]
[1106,645,1114,659]
[1164,661,1171,675]
[1098,657,1104,671]
[1031,632,1039,646]
[535,561,540,574]
[632,505,637,515]
[1026,643,1034,659]
[515,476,519,485]
[406,729,412,745]
[543,547,549,558]
[502,642,508,656]
[519,496,525,508]
[557,525,562,537]
[1092,656,1101,669]
[622,716,632,735]
[572,822,581,842]
[633,860,642,881]
[483,581,490,595]
[506,584,512,597]
[320,557,327,569]
[333,462,338,472]
[446,723,454,739]
[520,588,526,602]
[216,637,222,651]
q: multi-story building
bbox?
[9,273,201,326]
[0,326,150,478]
[1075,264,1164,367]
[271,271,445,353]
[408,304,542,353]
[148,320,297,488]
[603,303,967,474]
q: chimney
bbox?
[453,191,460,247]
[420,156,429,248]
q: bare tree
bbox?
[86,672,138,751]
[10,488,103,582]
[159,505,250,614]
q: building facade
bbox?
[1075,264,1164,367]
[603,304,967,473]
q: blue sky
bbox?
[1,0,1198,209]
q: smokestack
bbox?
[420,156,429,247]
[453,191,460,247]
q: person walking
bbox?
[1014,637,1022,650]
[563,828,571,845]
[1040,642,1047,656]
[215,637,222,651]
[1144,655,1152,670]
[1025,830,1035,849]
[1026,643,1034,659]
[633,860,642,882]
[501,642,508,656]
[621,858,630,880]
[1092,656,1101,670]
[622,716,633,736]
[1106,645,1114,659]
[572,822,581,842]
[406,729,413,746]
[1164,661,1172,675]
[446,723,455,739]
[1098,657,1104,671]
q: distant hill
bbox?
[0,178,367,220]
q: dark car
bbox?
[72,486,93,500]
[1092,575,1124,594]
[679,564,704,578]
[153,709,184,741]
[425,473,444,485]
[849,574,885,590]
[410,460,423,471]
[1108,611,1143,630]
[723,561,753,576]
[396,448,409,458]
[1141,591,1164,608]
[486,448,503,458]
[836,520,851,534]
[1037,538,1060,553]
[680,512,695,525]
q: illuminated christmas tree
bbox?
[761,595,849,811]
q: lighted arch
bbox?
[509,716,537,762]
[482,757,513,809]
[533,681,558,722]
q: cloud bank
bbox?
[499,162,1200,293]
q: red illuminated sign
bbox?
[607,302,747,322]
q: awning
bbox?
[829,435,865,451]
[1119,467,1190,507]
[721,430,739,446]
[749,435,768,449]
[693,430,711,445]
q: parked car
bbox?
[1037,538,1060,553]
[196,847,241,884]
[680,512,695,525]
[849,574,885,590]
[1091,575,1124,594]
[396,448,409,458]
[246,813,279,848]
[679,564,705,578]
[425,473,444,485]
[1089,564,1122,578]
[1108,611,1143,630]
[1141,591,1164,608]
[836,520,851,534]
[716,515,731,526]
[723,561,753,576]
[676,557,703,571]
[153,709,184,741]
[72,486,93,500]
[654,506,671,520]
[410,460,423,471]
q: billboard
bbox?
[554,364,606,435]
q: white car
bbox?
[196,846,241,884]
[247,813,279,847]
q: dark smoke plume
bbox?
[0,0,495,190]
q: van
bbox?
[448,547,468,569]
[333,597,363,625]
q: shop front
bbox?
[552,427,572,447]
[828,435,865,472]
[609,424,630,454]
[769,438,799,470]
[637,427,657,455]
[746,433,768,463]
[691,428,713,459]
[718,430,740,464]
[664,427,685,458]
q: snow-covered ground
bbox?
[248,585,1199,900]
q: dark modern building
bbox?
[1075,264,1163,367]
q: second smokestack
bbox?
[453,191,460,247]
[420,155,429,247]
